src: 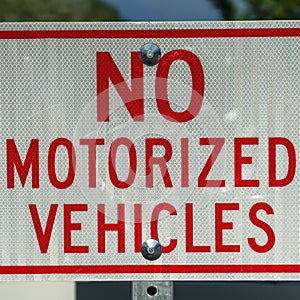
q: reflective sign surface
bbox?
[0,21,299,281]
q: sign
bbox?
[0,21,299,281]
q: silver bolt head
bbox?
[141,239,162,261]
[140,43,161,66]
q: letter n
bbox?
[96,52,144,122]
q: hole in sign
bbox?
[147,286,158,297]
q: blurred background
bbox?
[0,0,299,21]
[0,0,299,299]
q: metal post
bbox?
[132,281,173,300]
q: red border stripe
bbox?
[1,265,300,274]
[0,28,299,39]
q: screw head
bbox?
[141,239,162,261]
[140,43,161,66]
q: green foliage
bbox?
[212,0,300,20]
[0,0,121,21]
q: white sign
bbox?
[0,21,299,281]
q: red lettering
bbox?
[248,202,275,253]
[64,204,89,253]
[198,138,225,187]
[151,203,177,253]
[181,138,189,187]
[156,50,204,122]
[109,137,137,188]
[269,137,296,187]
[80,138,104,188]
[29,204,58,254]
[145,138,173,187]
[48,138,76,189]
[98,204,125,253]
[215,203,240,252]
[7,139,39,188]
[97,52,144,122]
[134,204,143,253]
[234,137,259,187]
[186,203,211,252]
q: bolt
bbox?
[141,239,162,261]
[140,43,161,66]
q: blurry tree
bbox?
[0,0,121,21]
[212,0,300,20]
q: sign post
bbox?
[0,21,299,282]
